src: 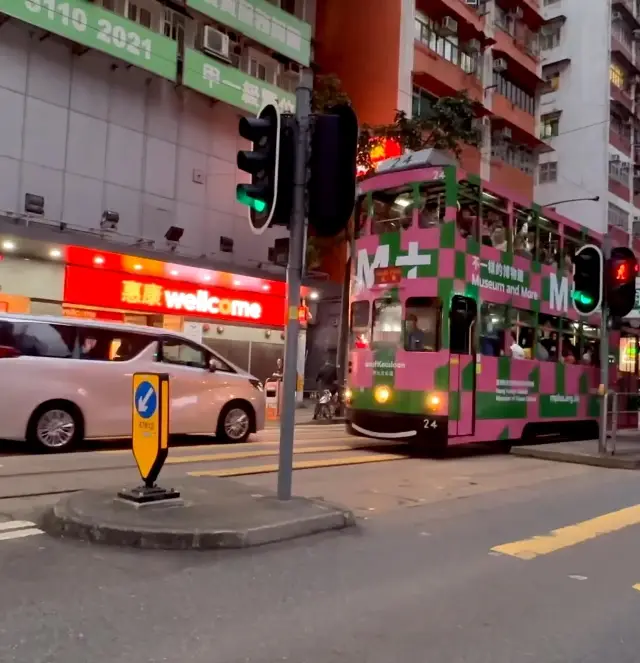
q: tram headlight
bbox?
[344,388,352,404]
[374,385,391,404]
[426,393,443,411]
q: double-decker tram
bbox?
[345,150,615,453]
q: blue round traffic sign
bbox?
[135,381,157,420]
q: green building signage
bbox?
[183,48,295,114]
[186,0,311,66]
[2,0,178,80]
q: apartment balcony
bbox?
[416,0,488,36]
[459,144,481,176]
[610,128,632,156]
[611,82,634,113]
[492,93,536,140]
[611,37,638,73]
[489,156,534,199]
[612,0,640,29]
[492,18,540,79]
[413,38,483,102]
[610,177,632,201]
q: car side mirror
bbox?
[208,359,217,372]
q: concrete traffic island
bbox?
[512,439,640,470]
[40,476,356,550]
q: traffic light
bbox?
[606,246,638,318]
[236,104,281,234]
[308,104,359,237]
[571,244,602,316]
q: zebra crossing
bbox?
[0,520,43,542]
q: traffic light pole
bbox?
[598,236,612,454]
[277,69,313,500]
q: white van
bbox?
[0,313,266,452]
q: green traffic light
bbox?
[572,291,594,306]
[236,190,267,213]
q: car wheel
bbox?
[27,403,82,453]
[217,403,252,443]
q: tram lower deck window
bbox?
[404,297,441,352]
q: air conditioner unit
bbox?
[284,61,301,74]
[512,6,524,19]
[441,16,458,35]
[467,38,481,53]
[612,11,622,20]
[611,154,621,162]
[499,127,512,140]
[493,57,507,73]
[464,0,479,6]
[202,26,230,60]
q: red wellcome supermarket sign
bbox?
[64,265,286,327]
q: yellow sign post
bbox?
[118,373,180,504]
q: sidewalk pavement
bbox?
[512,437,640,469]
[41,476,355,550]
[265,401,345,428]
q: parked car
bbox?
[0,313,265,452]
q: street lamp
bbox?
[543,196,599,207]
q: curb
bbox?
[40,497,356,550]
[511,446,640,470]
[266,418,346,429]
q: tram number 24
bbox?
[423,419,438,429]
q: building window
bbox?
[609,158,630,184]
[544,0,560,4]
[415,14,478,76]
[540,21,562,50]
[541,114,560,138]
[493,142,535,176]
[610,63,626,89]
[127,3,152,28]
[493,73,535,114]
[539,161,558,183]
[612,19,633,50]
[608,202,629,230]
[412,86,436,120]
[610,113,632,141]
[541,65,561,93]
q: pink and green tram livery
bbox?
[344,150,615,453]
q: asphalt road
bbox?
[1,447,640,662]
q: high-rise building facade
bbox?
[0,0,313,270]
[536,0,640,241]
[316,0,545,199]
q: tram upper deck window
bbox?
[562,226,583,274]
[371,188,414,235]
[538,215,560,267]
[458,181,481,239]
[354,195,368,238]
[513,204,536,260]
[416,181,446,228]
[480,190,509,252]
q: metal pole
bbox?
[277,69,313,500]
[598,236,612,454]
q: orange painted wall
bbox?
[315,0,402,126]
[489,159,534,199]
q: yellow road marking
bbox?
[492,504,640,560]
[97,434,357,455]
[166,444,366,465]
[189,453,406,477]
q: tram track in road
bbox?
[0,436,410,502]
